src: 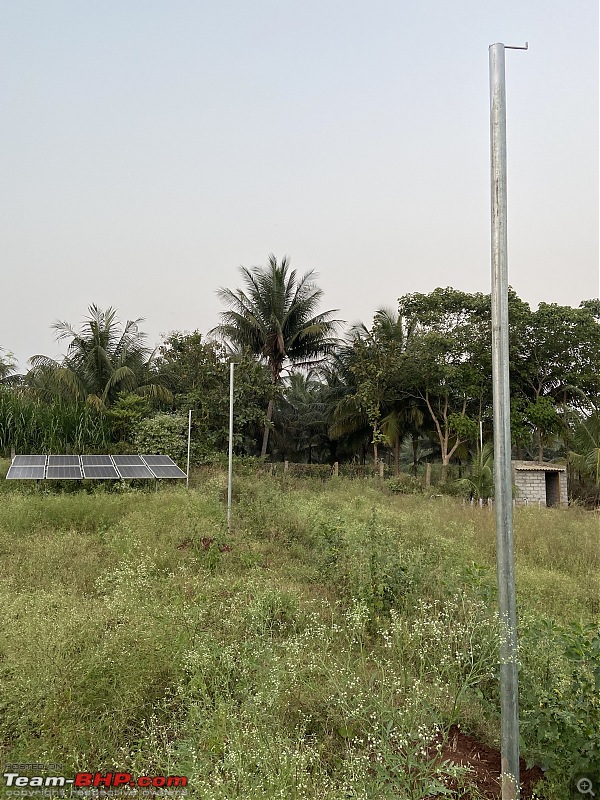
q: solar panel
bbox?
[142,455,176,466]
[146,464,187,479]
[115,464,155,479]
[47,455,80,467]
[12,455,47,466]
[113,455,145,465]
[81,465,120,479]
[46,465,83,480]
[4,453,186,482]
[6,465,46,480]
[81,455,113,466]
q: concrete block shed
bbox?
[512,461,568,507]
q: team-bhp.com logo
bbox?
[3,771,187,791]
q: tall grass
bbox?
[0,470,596,798]
[0,389,110,455]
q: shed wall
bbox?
[512,465,568,507]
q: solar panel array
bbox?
[6,455,186,481]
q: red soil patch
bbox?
[200,536,232,552]
[429,725,545,799]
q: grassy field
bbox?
[0,462,598,799]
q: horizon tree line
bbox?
[1,254,599,502]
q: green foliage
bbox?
[0,388,110,455]
[520,617,600,778]
[133,412,188,462]
[213,254,339,383]
[273,371,336,463]
[454,442,495,501]
[0,474,595,798]
[213,254,340,455]
[26,305,170,409]
[331,308,416,465]
[448,412,478,443]
[0,347,17,382]
[386,474,426,494]
[569,411,600,504]
[339,511,416,621]
[107,391,150,442]
[157,331,274,458]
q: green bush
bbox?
[519,616,600,780]
[133,412,188,462]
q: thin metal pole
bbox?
[490,41,526,800]
[186,409,192,489]
[227,362,234,532]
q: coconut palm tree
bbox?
[0,348,18,385]
[212,255,340,456]
[27,305,170,409]
[330,307,420,472]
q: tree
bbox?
[26,305,170,409]
[569,410,600,506]
[272,370,332,463]
[399,288,490,482]
[511,301,600,461]
[157,331,274,457]
[212,255,339,457]
[0,348,17,384]
[331,308,418,472]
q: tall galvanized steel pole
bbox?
[489,40,527,800]
[227,362,235,532]
[186,409,192,489]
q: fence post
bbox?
[425,463,431,487]
[379,462,384,478]
[284,461,289,473]
[333,462,339,477]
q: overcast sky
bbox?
[1,0,598,371]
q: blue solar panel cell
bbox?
[147,464,187,479]
[113,455,145,466]
[81,455,113,466]
[46,466,83,480]
[115,465,154,479]
[7,465,46,479]
[48,456,80,467]
[142,455,175,466]
[81,465,119,479]
[12,455,47,466]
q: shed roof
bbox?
[512,460,566,472]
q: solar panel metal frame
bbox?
[115,464,155,479]
[113,455,145,466]
[12,455,47,466]
[81,464,120,480]
[47,455,81,467]
[46,465,83,480]
[6,465,46,480]
[81,455,114,466]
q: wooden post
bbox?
[284,460,289,473]
[425,463,431,487]
[379,462,384,478]
[333,462,339,477]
